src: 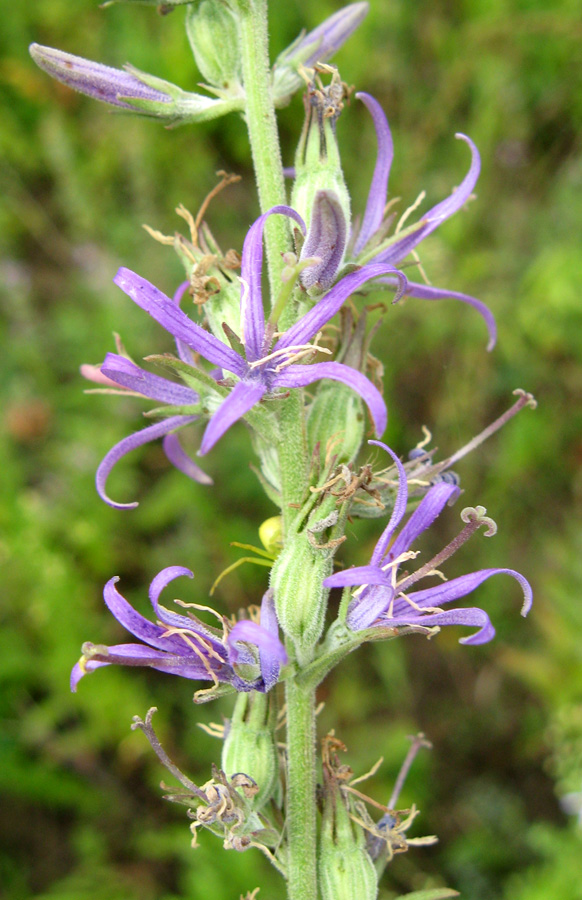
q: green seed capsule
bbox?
[307,380,365,466]
[319,787,379,900]
[270,529,333,665]
[221,692,278,811]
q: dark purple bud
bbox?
[300,190,347,293]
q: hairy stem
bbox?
[285,676,318,900]
[238,0,292,295]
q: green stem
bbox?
[285,675,318,900]
[238,0,292,295]
[238,7,316,897]
[277,389,308,534]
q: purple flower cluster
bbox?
[96,206,407,508]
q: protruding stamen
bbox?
[443,389,537,469]
[395,191,426,234]
[397,506,499,593]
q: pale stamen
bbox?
[248,337,331,370]
[395,190,426,234]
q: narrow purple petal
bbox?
[277,262,407,350]
[300,191,347,292]
[71,643,217,690]
[382,606,495,645]
[240,207,306,361]
[96,414,198,509]
[347,583,395,631]
[148,566,195,628]
[257,589,285,689]
[198,380,267,456]
[399,568,533,617]
[146,565,226,654]
[353,93,394,255]
[388,482,459,562]
[114,268,245,375]
[382,279,496,352]
[101,353,199,405]
[372,134,480,265]
[102,577,184,651]
[172,282,198,364]
[163,433,213,485]
[324,564,392,589]
[274,361,387,436]
[367,441,409,562]
[259,588,279,637]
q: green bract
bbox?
[186,0,242,92]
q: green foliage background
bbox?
[1,1,581,897]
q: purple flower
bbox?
[113,207,407,456]
[352,92,497,350]
[298,93,496,348]
[71,568,286,694]
[324,442,532,644]
[87,283,212,509]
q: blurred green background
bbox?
[1,0,581,897]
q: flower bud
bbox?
[299,190,347,293]
[185,1,242,91]
[221,691,279,811]
[270,528,333,664]
[291,69,351,288]
[307,380,365,466]
[319,785,378,900]
[273,3,369,106]
[29,44,243,123]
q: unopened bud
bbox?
[185,1,242,91]
[299,190,347,293]
[29,44,243,123]
[102,0,193,8]
[273,3,369,105]
[222,692,279,811]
